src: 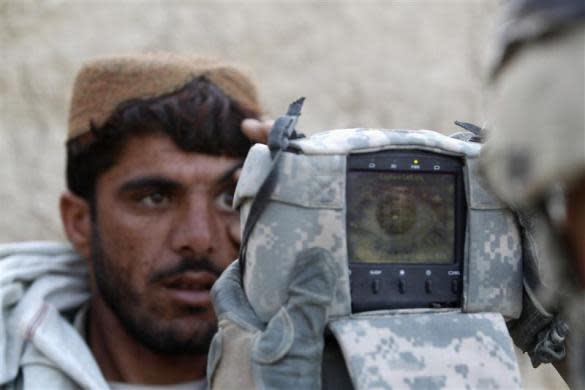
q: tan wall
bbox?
[0,1,567,388]
[0,0,500,242]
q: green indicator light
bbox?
[413,159,419,164]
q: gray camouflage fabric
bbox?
[329,310,521,389]
[287,128,481,156]
[235,145,349,321]
[223,128,524,388]
[464,158,522,318]
[236,129,522,321]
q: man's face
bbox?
[90,132,242,355]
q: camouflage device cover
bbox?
[234,125,523,388]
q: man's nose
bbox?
[170,196,216,257]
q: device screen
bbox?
[347,171,455,264]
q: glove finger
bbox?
[211,260,263,329]
[253,307,294,364]
[287,247,337,306]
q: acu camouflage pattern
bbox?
[463,158,522,319]
[328,311,521,390]
[287,128,482,157]
[234,128,523,388]
[236,129,522,320]
[235,144,349,321]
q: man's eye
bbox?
[215,190,235,212]
[139,192,171,207]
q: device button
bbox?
[372,279,380,294]
[398,278,407,294]
[451,279,459,294]
[425,279,432,294]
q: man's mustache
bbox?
[148,257,223,285]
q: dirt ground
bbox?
[0,1,569,388]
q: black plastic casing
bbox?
[347,150,467,312]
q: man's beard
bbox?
[90,225,221,356]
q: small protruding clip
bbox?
[267,97,306,155]
[453,120,484,143]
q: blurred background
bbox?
[0,0,568,388]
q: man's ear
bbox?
[60,191,92,260]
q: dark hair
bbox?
[66,77,259,203]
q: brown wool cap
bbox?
[67,52,261,141]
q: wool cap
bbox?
[67,52,261,141]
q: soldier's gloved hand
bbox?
[207,247,337,389]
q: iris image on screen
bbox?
[347,171,455,264]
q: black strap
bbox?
[238,150,283,278]
[238,97,306,279]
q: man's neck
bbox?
[87,297,207,385]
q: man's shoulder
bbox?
[0,240,85,279]
[0,240,76,258]
[0,241,102,389]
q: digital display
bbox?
[347,171,455,264]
